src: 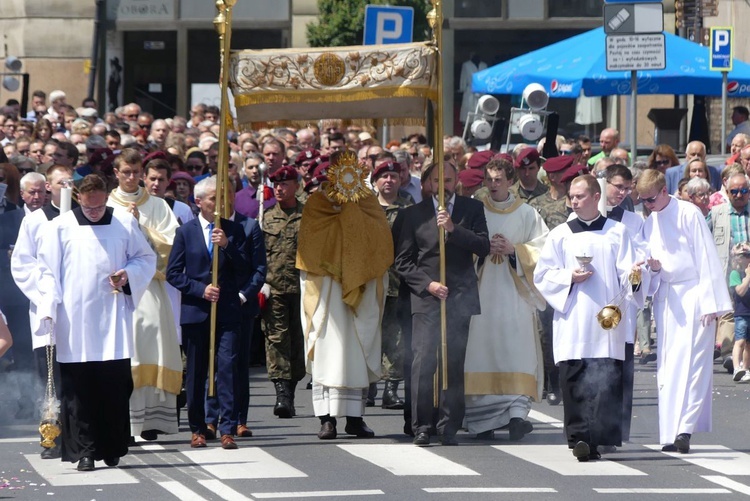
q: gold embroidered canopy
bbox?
[229,42,438,126]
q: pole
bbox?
[208,0,236,397]
[88,0,104,101]
[428,0,448,392]
[721,71,728,155]
[629,71,637,162]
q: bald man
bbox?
[587,128,620,167]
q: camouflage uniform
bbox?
[262,202,306,384]
[527,191,571,231]
[510,181,548,203]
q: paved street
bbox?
[2,361,750,501]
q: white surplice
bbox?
[533,216,644,363]
[36,207,156,363]
[464,194,548,434]
[641,197,732,444]
[108,189,182,435]
[301,271,386,418]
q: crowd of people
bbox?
[0,89,747,470]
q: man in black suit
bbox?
[166,175,249,450]
[395,160,490,446]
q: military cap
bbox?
[371,161,402,182]
[543,155,575,173]
[467,150,495,169]
[304,174,328,193]
[560,163,590,184]
[458,168,485,188]
[269,165,299,183]
[294,148,320,166]
[515,147,541,168]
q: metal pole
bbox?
[87,0,104,100]
[721,71,728,155]
[428,0,448,392]
[630,71,637,161]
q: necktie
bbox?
[208,221,214,258]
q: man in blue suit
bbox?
[205,186,267,438]
[665,141,721,195]
[167,175,249,450]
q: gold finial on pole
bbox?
[427,0,448,394]
[207,0,235,397]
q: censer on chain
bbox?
[596,266,642,330]
[39,342,60,449]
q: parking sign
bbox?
[710,27,733,72]
[363,5,414,45]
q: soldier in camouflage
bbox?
[261,165,305,418]
[510,148,548,203]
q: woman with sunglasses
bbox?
[646,144,680,174]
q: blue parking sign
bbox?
[710,27,733,72]
[363,5,414,45]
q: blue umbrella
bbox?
[472,27,750,98]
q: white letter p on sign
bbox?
[376,12,403,44]
[714,30,729,52]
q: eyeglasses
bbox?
[654,159,671,166]
[607,182,632,194]
[561,150,573,156]
[691,192,710,199]
[641,192,662,204]
[186,165,204,172]
[730,188,750,196]
[80,203,107,213]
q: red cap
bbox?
[312,161,330,178]
[90,148,115,169]
[467,150,495,169]
[458,168,485,188]
[294,148,320,166]
[543,155,575,173]
[492,153,514,164]
[269,165,299,183]
[304,174,328,193]
[371,161,402,182]
[560,163,590,184]
[515,148,540,168]
[144,150,168,163]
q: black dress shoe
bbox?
[508,418,533,441]
[476,430,495,440]
[104,457,120,467]
[588,450,602,461]
[572,441,591,462]
[674,433,691,453]
[439,434,458,446]
[318,421,337,440]
[547,391,561,406]
[41,447,61,459]
[344,419,375,438]
[77,456,95,471]
[661,443,678,452]
[140,430,158,441]
[413,432,430,446]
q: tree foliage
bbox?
[307,0,431,48]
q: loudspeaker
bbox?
[522,83,549,111]
[542,112,560,158]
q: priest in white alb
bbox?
[638,169,732,454]
[533,175,645,462]
[464,157,548,440]
[107,148,182,440]
[36,174,156,471]
[297,151,393,440]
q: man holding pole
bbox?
[395,160,489,446]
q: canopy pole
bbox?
[721,71,728,155]
[630,71,637,161]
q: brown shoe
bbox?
[191,433,207,448]
[221,434,238,450]
[236,424,253,437]
[205,424,217,440]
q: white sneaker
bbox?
[734,368,746,382]
[741,373,750,383]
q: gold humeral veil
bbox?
[229,42,438,126]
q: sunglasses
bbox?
[641,193,661,204]
[655,159,671,166]
[730,188,750,196]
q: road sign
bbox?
[603,3,663,34]
[363,5,414,45]
[710,27,733,72]
[606,34,666,71]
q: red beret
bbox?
[144,150,168,163]
[304,174,328,193]
[560,163,590,184]
[543,155,575,173]
[295,148,320,166]
[269,165,299,183]
[515,148,540,168]
[90,148,114,168]
[458,168,485,188]
[492,153,514,164]
[467,150,495,169]
[312,161,330,178]
[371,161,402,182]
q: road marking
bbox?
[594,488,730,494]
[0,437,37,443]
[252,490,383,499]
[703,475,750,496]
[493,445,647,476]
[137,443,166,451]
[424,487,557,493]
[158,480,209,500]
[338,444,480,476]
[24,454,139,486]
[646,445,750,475]
[528,409,565,429]
[199,479,255,501]
[182,447,307,479]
